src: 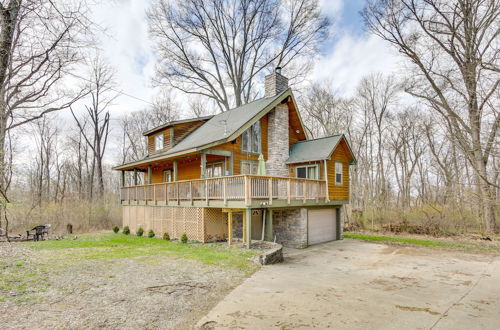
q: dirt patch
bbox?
[0,243,250,329]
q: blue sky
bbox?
[90,0,400,117]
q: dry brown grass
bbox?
[5,194,121,235]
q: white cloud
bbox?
[311,32,402,96]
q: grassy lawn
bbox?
[0,233,260,304]
[344,232,500,254]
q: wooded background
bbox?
[0,0,498,235]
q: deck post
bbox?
[227,211,233,245]
[242,210,247,244]
[223,178,227,206]
[189,181,193,205]
[147,165,152,184]
[303,180,307,203]
[165,183,169,205]
[287,178,291,205]
[205,180,209,205]
[176,182,180,205]
[244,176,251,206]
[133,169,138,186]
[268,178,273,205]
[265,209,273,241]
[245,208,252,248]
[121,171,125,187]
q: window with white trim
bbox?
[335,162,343,185]
[241,160,259,175]
[154,133,164,151]
[296,164,319,179]
[206,162,224,178]
[163,169,173,182]
[241,120,261,153]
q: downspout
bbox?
[324,159,329,202]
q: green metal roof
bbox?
[164,89,290,155]
[113,89,293,170]
[286,135,344,164]
[142,116,214,136]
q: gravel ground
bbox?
[0,243,249,329]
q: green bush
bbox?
[180,232,188,243]
[136,227,144,237]
[162,232,170,241]
[112,226,120,234]
[123,226,130,235]
[148,229,155,238]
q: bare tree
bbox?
[72,56,116,199]
[120,91,180,164]
[0,0,92,195]
[363,0,499,232]
[301,83,354,138]
[148,0,329,111]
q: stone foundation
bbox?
[272,208,308,248]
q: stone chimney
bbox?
[265,67,289,97]
[266,67,289,176]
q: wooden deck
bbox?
[119,175,343,208]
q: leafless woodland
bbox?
[0,0,498,235]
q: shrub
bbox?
[148,229,155,238]
[163,232,170,241]
[112,226,120,234]
[123,226,130,235]
[180,232,188,243]
[136,227,144,237]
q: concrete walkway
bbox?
[197,240,500,329]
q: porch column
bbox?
[201,152,207,178]
[265,209,273,241]
[245,208,252,248]
[173,160,178,181]
[227,211,233,245]
[133,169,138,186]
[120,171,125,187]
[147,165,152,184]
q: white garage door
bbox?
[308,209,336,245]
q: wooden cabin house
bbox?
[114,69,356,248]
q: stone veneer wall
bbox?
[272,208,308,248]
[267,104,289,176]
[232,212,243,239]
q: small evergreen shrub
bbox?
[163,232,170,241]
[148,229,155,238]
[180,232,188,243]
[136,227,144,237]
[123,226,130,235]
[112,226,120,234]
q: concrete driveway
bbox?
[197,239,500,329]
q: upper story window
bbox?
[241,120,261,153]
[296,164,319,180]
[154,133,164,151]
[335,162,343,185]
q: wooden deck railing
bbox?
[120,175,327,206]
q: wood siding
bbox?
[288,100,307,146]
[147,120,205,155]
[326,140,350,201]
[148,129,171,155]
